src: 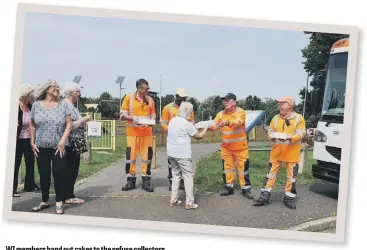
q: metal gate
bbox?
[84,120,116,150]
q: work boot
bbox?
[220,186,234,196]
[121,177,136,191]
[283,195,297,209]
[253,191,271,206]
[241,189,254,200]
[142,176,154,192]
[168,180,172,191]
[179,179,185,190]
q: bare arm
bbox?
[30,119,39,157]
[192,127,209,140]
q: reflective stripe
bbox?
[219,111,223,120]
[225,183,234,187]
[223,169,234,174]
[129,93,134,116]
[261,187,272,192]
[220,128,245,135]
[120,110,128,115]
[141,160,152,164]
[295,113,301,125]
[141,173,151,177]
[267,173,276,179]
[169,103,173,118]
[276,141,301,145]
[160,120,168,125]
[288,177,296,183]
[134,116,152,119]
[126,124,138,127]
[296,129,306,133]
[149,96,152,108]
[127,173,136,177]
[273,115,279,129]
[222,137,245,143]
[238,171,249,175]
[241,186,251,190]
[285,192,296,198]
[125,160,137,163]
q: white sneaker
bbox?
[185,203,199,210]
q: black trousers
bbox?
[37,147,68,202]
[65,147,81,200]
[13,138,37,192]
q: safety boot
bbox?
[283,195,297,209]
[121,177,136,191]
[241,189,254,200]
[253,191,271,206]
[220,186,234,196]
[168,180,172,191]
[142,176,154,192]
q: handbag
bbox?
[70,137,88,154]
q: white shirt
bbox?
[167,116,198,159]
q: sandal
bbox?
[32,203,50,212]
[185,203,199,210]
[169,200,183,207]
[55,206,64,215]
[65,198,85,204]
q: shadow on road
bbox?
[309,182,339,200]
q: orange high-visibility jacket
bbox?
[210,107,248,151]
[120,93,156,137]
[268,112,306,162]
[160,102,195,132]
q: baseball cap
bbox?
[221,93,237,101]
[276,96,295,107]
[176,88,188,97]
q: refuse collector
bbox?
[209,93,253,199]
[253,96,306,209]
[120,79,156,192]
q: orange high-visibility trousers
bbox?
[125,136,153,177]
[221,147,251,189]
[261,161,299,198]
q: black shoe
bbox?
[252,196,269,206]
[121,177,136,191]
[241,189,254,200]
[220,186,234,196]
[142,176,154,192]
[179,179,185,190]
[23,185,40,192]
[283,195,297,209]
[168,180,172,191]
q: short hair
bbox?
[177,102,193,120]
[136,79,149,89]
[63,81,81,97]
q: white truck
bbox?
[310,38,349,185]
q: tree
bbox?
[99,92,119,118]
[243,95,265,110]
[188,97,199,113]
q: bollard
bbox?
[151,136,156,169]
[298,143,309,174]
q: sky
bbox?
[20,13,311,103]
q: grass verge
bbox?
[195,150,316,194]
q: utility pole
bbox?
[159,74,162,120]
[116,76,125,110]
[303,74,310,117]
[73,76,83,111]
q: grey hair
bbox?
[19,83,35,100]
[63,81,81,97]
[177,102,193,120]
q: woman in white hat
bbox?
[62,82,92,205]
[13,83,40,197]
[30,80,72,214]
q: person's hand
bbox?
[219,120,229,127]
[55,140,66,158]
[83,115,92,123]
[31,143,39,157]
